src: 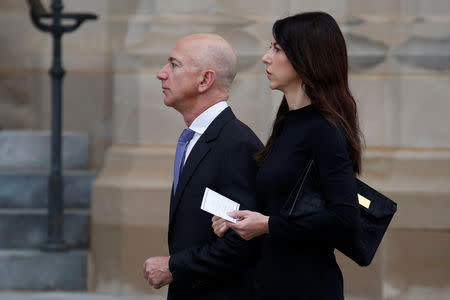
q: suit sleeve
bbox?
[268,122,360,247]
[169,135,263,282]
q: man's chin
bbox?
[163,98,173,107]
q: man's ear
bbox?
[198,70,216,93]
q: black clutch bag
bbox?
[280,159,397,266]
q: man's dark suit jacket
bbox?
[167,107,263,300]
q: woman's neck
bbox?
[284,83,311,110]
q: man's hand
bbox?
[212,215,230,237]
[142,256,173,289]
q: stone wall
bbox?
[0,0,449,299]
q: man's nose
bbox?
[157,65,168,80]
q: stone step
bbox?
[0,171,97,209]
[0,250,87,290]
[0,209,89,249]
[0,292,164,300]
[0,130,89,170]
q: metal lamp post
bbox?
[27,0,97,251]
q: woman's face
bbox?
[262,37,301,93]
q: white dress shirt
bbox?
[184,101,229,163]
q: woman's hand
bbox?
[211,216,230,237]
[228,210,269,240]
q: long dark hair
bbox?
[255,11,364,174]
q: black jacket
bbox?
[167,107,263,300]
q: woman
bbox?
[212,12,363,299]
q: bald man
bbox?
[143,34,263,299]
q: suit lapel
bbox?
[169,141,210,223]
[169,107,235,225]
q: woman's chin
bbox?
[268,82,278,90]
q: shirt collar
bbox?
[189,101,229,134]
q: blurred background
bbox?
[0,0,449,299]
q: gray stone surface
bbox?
[0,131,89,170]
[0,292,164,300]
[345,33,389,72]
[343,16,366,26]
[0,171,97,208]
[0,250,87,290]
[395,36,450,71]
[0,210,89,249]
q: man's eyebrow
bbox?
[169,57,182,65]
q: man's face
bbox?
[156,40,201,111]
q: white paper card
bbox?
[200,188,240,223]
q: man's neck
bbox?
[182,95,228,127]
